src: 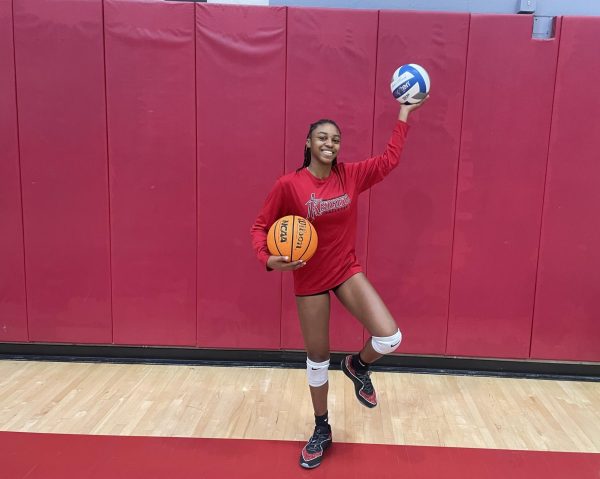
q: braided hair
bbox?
[299,119,342,170]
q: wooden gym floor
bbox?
[1,359,599,450]
[1,360,599,478]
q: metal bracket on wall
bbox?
[532,16,556,39]
[518,0,536,14]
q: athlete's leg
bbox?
[296,292,331,416]
[334,272,400,362]
[334,273,402,408]
[296,292,333,469]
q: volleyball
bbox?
[267,215,318,262]
[390,64,430,104]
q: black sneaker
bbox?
[341,354,377,408]
[299,424,332,469]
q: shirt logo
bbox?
[305,193,351,220]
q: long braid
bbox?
[297,119,341,171]
[302,144,311,169]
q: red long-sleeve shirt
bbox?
[251,120,409,295]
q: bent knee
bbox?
[371,329,402,355]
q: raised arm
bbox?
[348,98,429,192]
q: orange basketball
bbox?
[267,215,318,262]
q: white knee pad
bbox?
[306,358,330,387]
[371,329,402,355]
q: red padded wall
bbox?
[530,17,600,362]
[368,11,468,355]
[14,0,111,343]
[447,15,561,358]
[105,0,196,346]
[4,2,600,362]
[0,0,28,342]
[281,7,378,352]
[196,4,286,349]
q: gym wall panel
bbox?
[0,0,28,342]
[531,17,600,362]
[447,15,560,358]
[13,0,111,343]
[196,4,286,348]
[105,0,196,346]
[281,7,378,351]
[368,11,468,354]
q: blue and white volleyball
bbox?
[390,64,430,104]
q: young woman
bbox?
[251,98,428,469]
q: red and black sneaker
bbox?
[341,354,377,408]
[299,424,332,469]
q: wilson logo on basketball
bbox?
[295,218,307,250]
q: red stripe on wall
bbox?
[196,4,286,349]
[0,0,28,342]
[447,15,560,358]
[14,0,111,343]
[105,0,196,347]
[531,17,600,362]
[368,11,469,355]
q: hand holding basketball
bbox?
[267,255,306,271]
[267,215,318,262]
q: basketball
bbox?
[267,215,318,262]
[390,64,430,104]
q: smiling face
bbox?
[306,123,341,167]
